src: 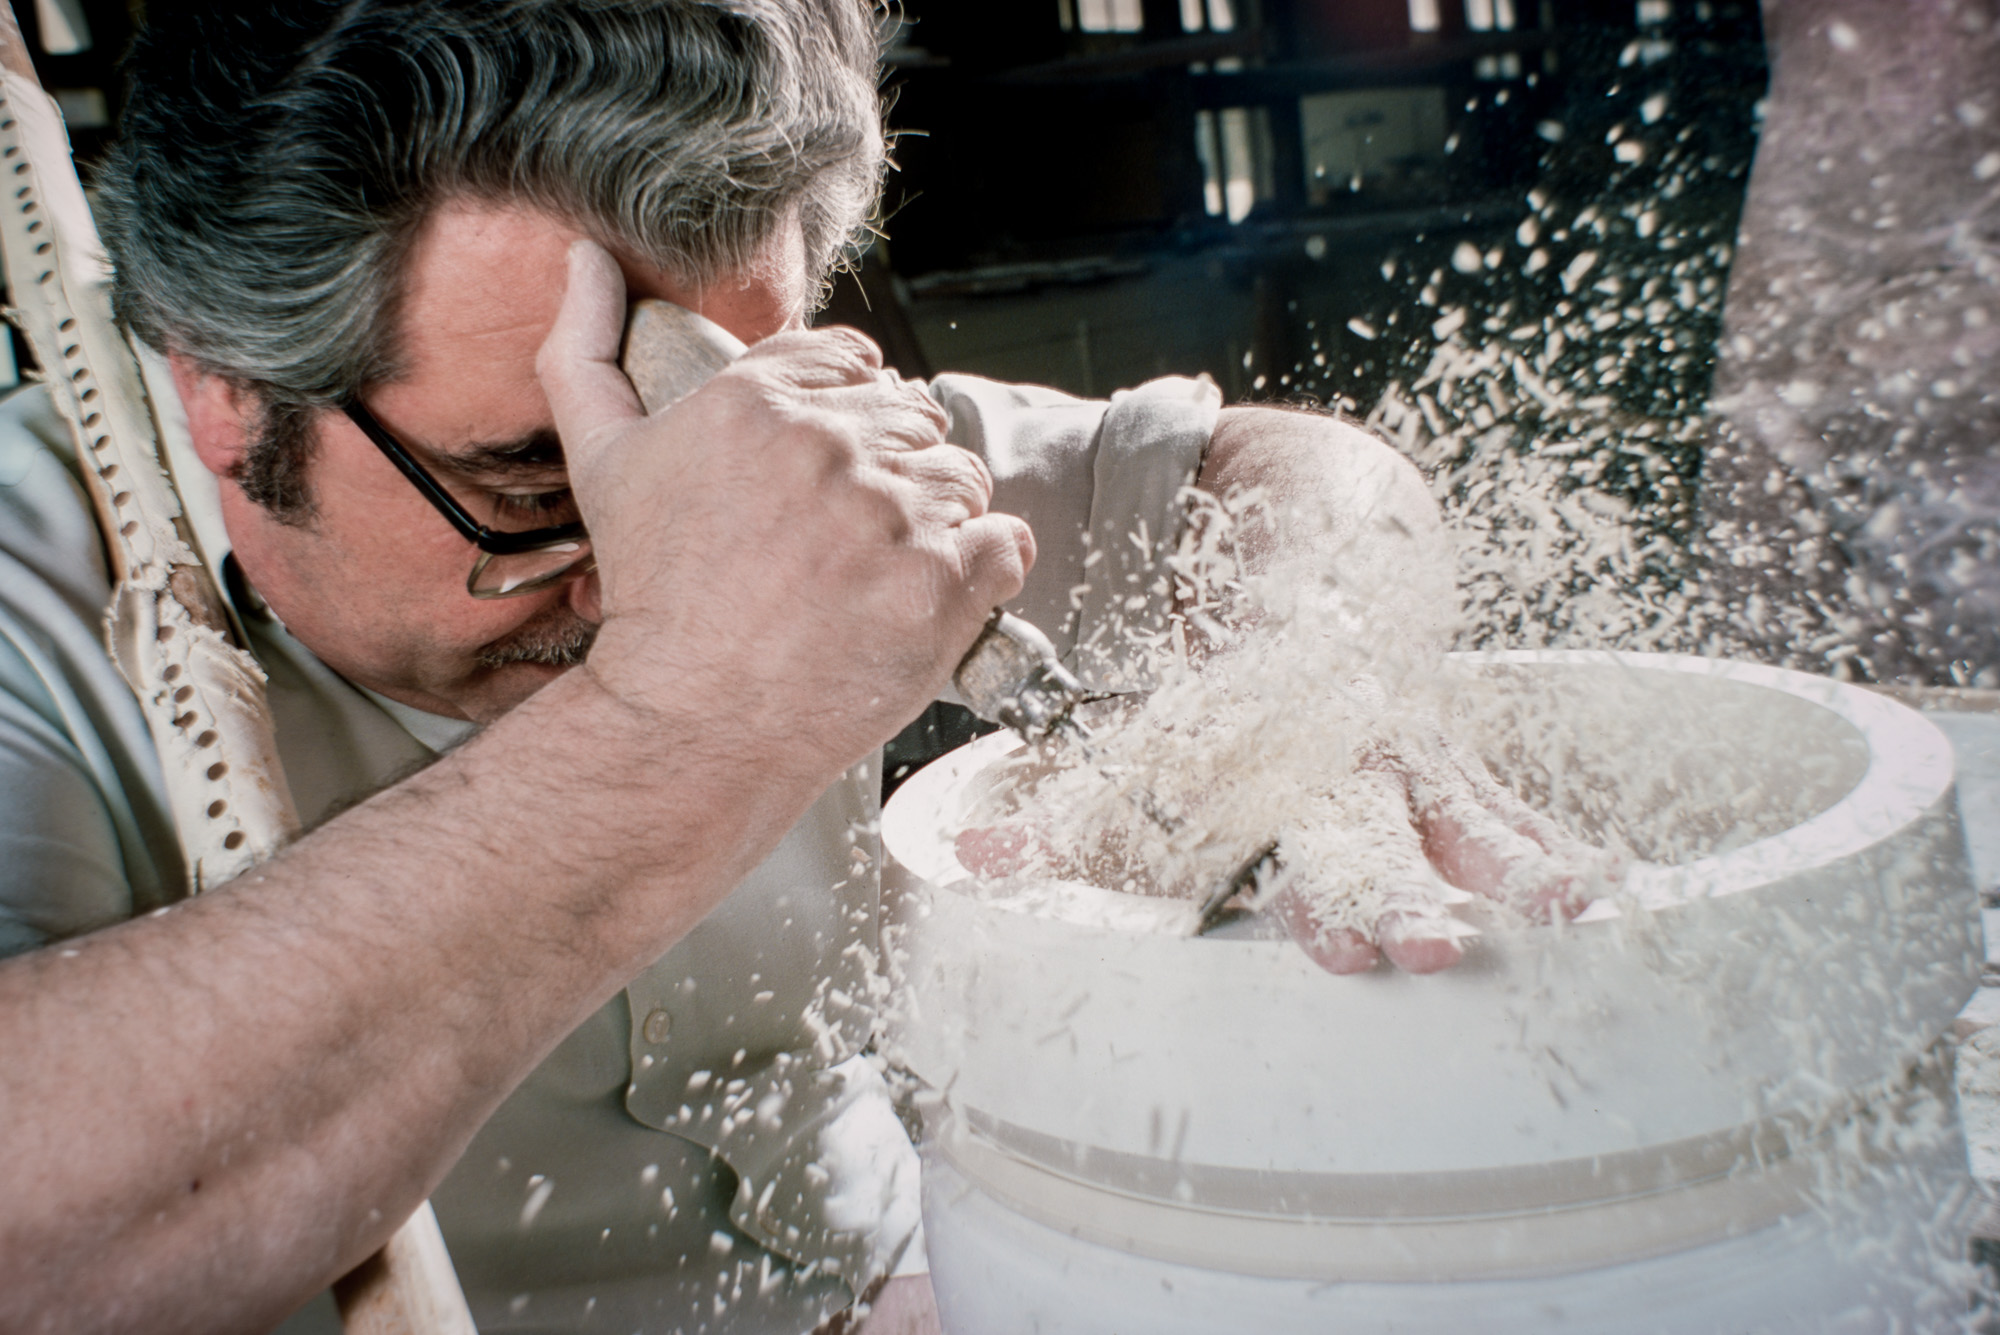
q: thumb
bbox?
[537,240,645,471]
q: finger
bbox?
[1406,759,1591,920]
[1437,741,1626,895]
[1344,757,1461,885]
[819,379,953,449]
[950,512,1035,614]
[740,325,886,390]
[955,824,1043,877]
[538,241,646,460]
[1378,910,1467,974]
[1270,883,1381,974]
[1364,818,1476,974]
[1300,926,1381,975]
[1272,768,1474,976]
[1407,762,1543,898]
[1373,744,1512,892]
[880,445,994,524]
[1433,736,1581,857]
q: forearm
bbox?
[0,666,824,1334]
[0,245,1029,1332]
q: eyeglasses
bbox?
[342,400,594,600]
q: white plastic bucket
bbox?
[884,652,1982,1332]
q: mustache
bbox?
[475,607,598,670]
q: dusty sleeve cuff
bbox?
[1068,375,1221,691]
[926,372,1221,691]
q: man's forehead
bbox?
[393,198,810,377]
[398,204,588,371]
[357,202,595,451]
[367,198,810,453]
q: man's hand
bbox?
[539,240,1034,788]
[1268,733,1621,975]
[955,730,1619,977]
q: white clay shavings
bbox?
[964,465,1842,940]
[969,471,1541,941]
[966,152,1925,950]
[941,92,1992,1321]
[963,162,1736,926]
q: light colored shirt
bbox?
[0,362,1218,1334]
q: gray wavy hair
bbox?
[94,0,886,515]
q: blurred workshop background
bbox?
[6,0,1766,438]
[845,0,1761,409]
[6,0,1821,784]
[843,0,1771,779]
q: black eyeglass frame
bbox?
[341,399,587,557]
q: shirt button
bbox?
[642,1008,674,1045]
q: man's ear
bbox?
[167,353,258,481]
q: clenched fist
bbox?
[537,241,1035,789]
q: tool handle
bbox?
[621,298,747,413]
[333,1202,479,1335]
[0,9,470,1332]
[953,611,1088,740]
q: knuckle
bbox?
[736,330,874,387]
[912,391,950,432]
[930,443,991,493]
[962,447,995,496]
[897,386,949,427]
[801,410,867,473]
[820,324,885,365]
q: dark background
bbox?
[11,0,1772,787]
[834,0,1770,785]
[840,0,1763,409]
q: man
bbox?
[0,3,1571,1331]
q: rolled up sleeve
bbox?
[927,373,1221,690]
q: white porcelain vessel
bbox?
[883,651,1982,1333]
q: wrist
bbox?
[577,614,876,792]
[416,656,827,976]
